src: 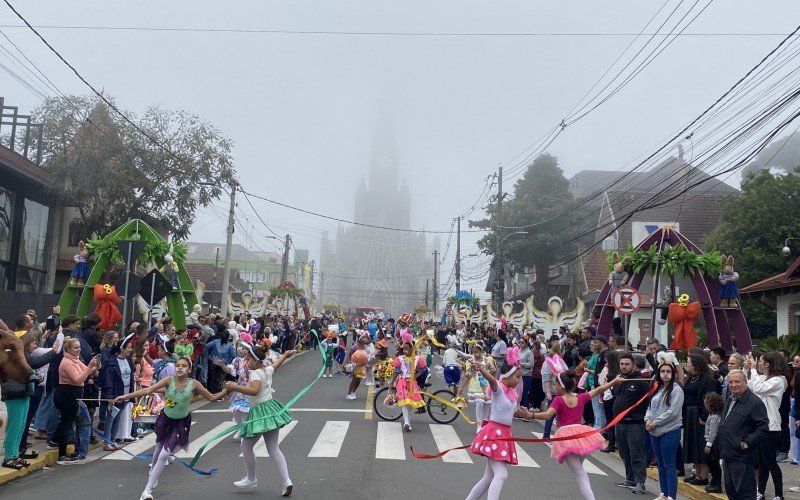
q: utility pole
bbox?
[455,216,461,293]
[433,249,439,314]
[280,234,291,283]
[221,181,237,317]
[211,246,220,312]
[425,279,430,308]
[309,260,315,300]
[494,166,503,311]
[319,272,325,305]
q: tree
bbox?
[31,95,235,239]
[704,168,800,335]
[470,153,586,303]
[741,131,800,178]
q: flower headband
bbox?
[499,346,521,380]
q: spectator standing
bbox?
[717,369,769,500]
[679,353,719,486]
[746,352,787,500]
[645,354,684,500]
[598,350,621,453]
[54,338,99,465]
[722,353,744,402]
[587,336,609,430]
[790,355,800,465]
[530,343,545,411]
[702,392,724,494]
[517,337,534,411]
[612,352,651,495]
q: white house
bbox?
[741,254,800,337]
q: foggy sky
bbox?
[1,0,797,297]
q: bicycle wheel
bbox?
[427,389,460,424]
[373,386,402,421]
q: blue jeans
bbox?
[520,375,532,408]
[543,399,555,438]
[196,354,208,384]
[591,394,606,429]
[33,389,60,441]
[105,405,123,441]
[651,428,681,499]
[75,403,92,456]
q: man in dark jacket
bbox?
[612,352,651,495]
[717,369,768,500]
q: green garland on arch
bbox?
[606,243,722,278]
[85,236,188,266]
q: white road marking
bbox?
[308,421,350,458]
[103,421,197,460]
[194,408,368,413]
[531,431,606,476]
[176,422,235,458]
[375,422,405,460]
[429,424,472,463]
[244,420,298,457]
[513,445,540,468]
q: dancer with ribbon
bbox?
[225,344,296,496]
[519,370,623,500]
[114,356,228,500]
[464,346,522,500]
[456,340,496,433]
[386,333,427,432]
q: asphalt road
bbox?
[0,349,676,499]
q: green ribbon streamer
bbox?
[188,329,325,468]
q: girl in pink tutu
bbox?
[465,347,522,500]
[386,336,427,432]
[520,370,622,500]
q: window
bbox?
[67,220,84,247]
[15,266,46,293]
[0,187,14,262]
[794,308,800,336]
[18,198,49,270]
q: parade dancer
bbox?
[457,341,496,433]
[213,333,253,440]
[387,336,427,432]
[320,329,338,378]
[226,345,295,497]
[115,357,227,500]
[465,347,522,500]
[344,333,370,400]
[521,370,622,500]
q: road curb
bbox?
[608,451,725,500]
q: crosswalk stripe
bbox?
[375,422,405,460]
[176,422,235,458]
[103,421,197,460]
[530,431,606,476]
[513,445,540,468]
[308,421,350,458]
[429,424,472,463]
[244,420,298,458]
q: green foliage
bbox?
[269,281,304,298]
[606,244,722,278]
[86,236,187,266]
[757,333,800,359]
[32,95,235,239]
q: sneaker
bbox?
[615,481,635,489]
[282,482,293,497]
[631,483,646,495]
[56,455,78,465]
[682,474,697,483]
[46,441,58,450]
[776,452,789,463]
[139,489,153,500]
[653,495,667,500]
[403,423,411,433]
[234,477,258,489]
[756,494,764,500]
[688,477,709,486]
[705,485,722,493]
[345,393,356,400]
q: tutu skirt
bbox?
[550,424,605,463]
[154,413,192,453]
[229,393,250,413]
[241,398,293,438]
[395,377,424,408]
[471,420,518,465]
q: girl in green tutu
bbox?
[225,344,295,496]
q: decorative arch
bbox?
[591,227,752,352]
[58,219,198,329]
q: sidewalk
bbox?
[609,450,800,499]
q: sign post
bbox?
[613,286,641,349]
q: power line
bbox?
[0,24,795,37]
[240,188,485,234]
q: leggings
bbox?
[474,400,487,430]
[54,385,82,458]
[465,458,508,500]
[146,443,171,491]
[565,454,594,500]
[240,429,291,486]
[3,397,29,461]
[758,430,783,498]
[401,406,410,426]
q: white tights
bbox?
[146,444,171,491]
[240,429,291,486]
[474,400,487,427]
[465,458,508,500]
[401,406,410,426]
[564,454,594,500]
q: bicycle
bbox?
[372,384,460,424]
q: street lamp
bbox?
[783,237,800,256]
[495,231,528,309]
